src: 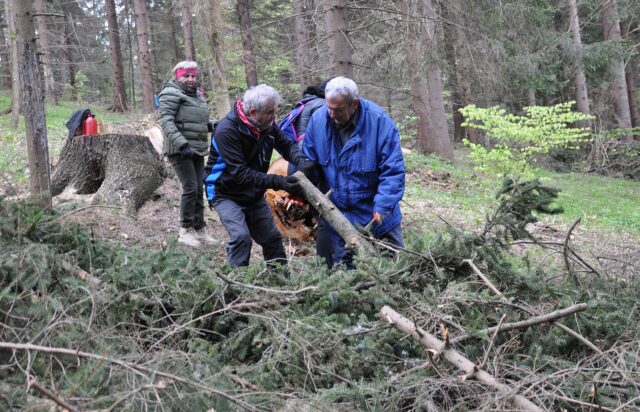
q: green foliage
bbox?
[460,101,594,178]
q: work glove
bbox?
[296,158,319,182]
[373,211,384,225]
[179,144,194,159]
[273,175,304,197]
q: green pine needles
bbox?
[460,101,594,178]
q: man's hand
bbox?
[274,175,304,197]
[373,211,384,225]
[179,144,194,159]
[297,158,318,179]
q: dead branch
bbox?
[216,272,317,295]
[380,305,544,412]
[462,259,505,299]
[451,303,588,345]
[563,218,583,286]
[0,342,259,412]
[478,314,506,369]
[293,171,375,256]
[28,377,79,412]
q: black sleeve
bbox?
[214,123,278,189]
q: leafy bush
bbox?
[460,101,594,178]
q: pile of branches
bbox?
[586,139,640,180]
[0,180,638,411]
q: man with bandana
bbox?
[204,84,315,269]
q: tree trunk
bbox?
[124,0,136,109]
[441,0,463,143]
[14,0,51,206]
[5,0,20,127]
[449,0,480,144]
[621,23,639,139]
[601,0,632,141]
[51,135,166,215]
[422,0,454,161]
[293,0,312,87]
[236,0,258,87]
[167,4,180,64]
[133,0,155,112]
[0,9,11,89]
[207,0,230,118]
[105,0,128,112]
[566,0,590,119]
[293,171,375,256]
[181,0,196,61]
[398,0,433,153]
[324,0,353,78]
[62,13,76,101]
[34,0,57,105]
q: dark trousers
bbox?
[213,197,287,268]
[326,221,404,269]
[169,155,205,230]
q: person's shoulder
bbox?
[361,98,394,123]
[159,81,181,97]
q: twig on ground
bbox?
[28,376,79,412]
[563,218,583,286]
[217,272,317,295]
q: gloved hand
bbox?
[373,211,384,225]
[296,158,319,181]
[273,175,304,197]
[179,144,194,159]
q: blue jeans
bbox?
[213,197,287,268]
[327,222,403,269]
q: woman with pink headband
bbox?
[158,60,217,248]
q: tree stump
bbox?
[51,134,166,214]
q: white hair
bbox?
[325,77,359,104]
[172,60,198,76]
[242,84,282,114]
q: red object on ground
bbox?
[82,115,98,135]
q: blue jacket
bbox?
[303,98,405,237]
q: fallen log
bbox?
[293,171,375,256]
[380,305,544,412]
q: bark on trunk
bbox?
[324,0,353,78]
[236,0,258,87]
[124,0,136,108]
[293,0,312,87]
[449,0,480,144]
[34,0,57,105]
[51,135,166,215]
[5,0,20,127]
[207,0,231,118]
[621,23,639,139]
[422,0,454,161]
[63,13,76,101]
[181,0,196,61]
[293,171,375,256]
[15,0,51,206]
[399,0,433,152]
[380,305,544,412]
[442,0,463,143]
[167,4,180,64]
[601,0,632,141]
[133,0,155,112]
[105,0,128,112]
[0,10,12,89]
[567,0,590,119]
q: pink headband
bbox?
[175,68,198,79]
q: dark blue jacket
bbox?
[302,98,405,237]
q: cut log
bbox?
[293,171,375,256]
[51,134,166,215]
[265,158,316,241]
[380,305,544,412]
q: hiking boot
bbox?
[178,227,201,248]
[195,228,219,246]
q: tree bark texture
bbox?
[449,0,480,144]
[621,23,639,139]
[422,0,454,161]
[236,0,258,87]
[51,135,166,215]
[398,0,433,152]
[15,0,51,206]
[105,0,128,112]
[324,0,353,78]
[293,0,312,87]
[5,0,20,127]
[181,0,196,61]
[167,4,181,64]
[34,0,57,105]
[566,0,590,118]
[63,13,76,101]
[207,0,231,118]
[601,0,632,141]
[380,305,544,412]
[133,0,155,112]
[0,9,12,89]
[293,171,375,256]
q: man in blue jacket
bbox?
[303,77,405,268]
